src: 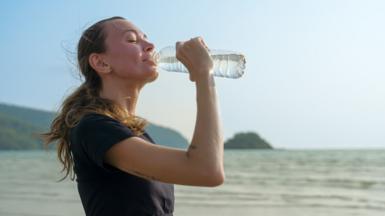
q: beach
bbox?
[1,149,384,216]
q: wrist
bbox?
[195,72,215,87]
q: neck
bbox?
[99,77,144,116]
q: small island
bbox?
[224,132,273,149]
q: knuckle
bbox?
[175,41,181,49]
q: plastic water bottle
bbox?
[154,46,246,79]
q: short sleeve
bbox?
[77,113,135,170]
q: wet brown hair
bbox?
[40,16,147,181]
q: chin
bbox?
[145,70,159,83]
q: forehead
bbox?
[104,19,144,39]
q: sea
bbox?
[0,149,384,216]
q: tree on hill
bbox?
[224,132,273,149]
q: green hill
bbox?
[0,102,273,150]
[224,132,273,149]
[0,102,189,150]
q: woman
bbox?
[42,16,224,216]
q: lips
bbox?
[144,52,159,62]
[143,58,157,66]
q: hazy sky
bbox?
[1,0,384,149]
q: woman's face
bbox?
[102,19,158,83]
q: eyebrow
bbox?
[122,29,148,39]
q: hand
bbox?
[175,37,213,82]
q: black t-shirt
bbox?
[69,113,174,216]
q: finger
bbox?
[199,38,209,50]
[176,47,187,61]
[175,41,182,51]
[175,41,187,61]
[175,49,194,72]
[192,36,209,51]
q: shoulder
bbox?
[80,113,116,123]
[71,113,151,141]
[70,113,145,145]
[79,113,120,125]
[72,113,123,134]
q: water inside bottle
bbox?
[152,47,246,78]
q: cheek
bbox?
[108,46,143,74]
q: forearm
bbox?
[188,72,224,176]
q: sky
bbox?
[1,0,384,149]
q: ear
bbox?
[88,53,112,74]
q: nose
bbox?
[144,40,155,53]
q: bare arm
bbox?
[187,73,224,178]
